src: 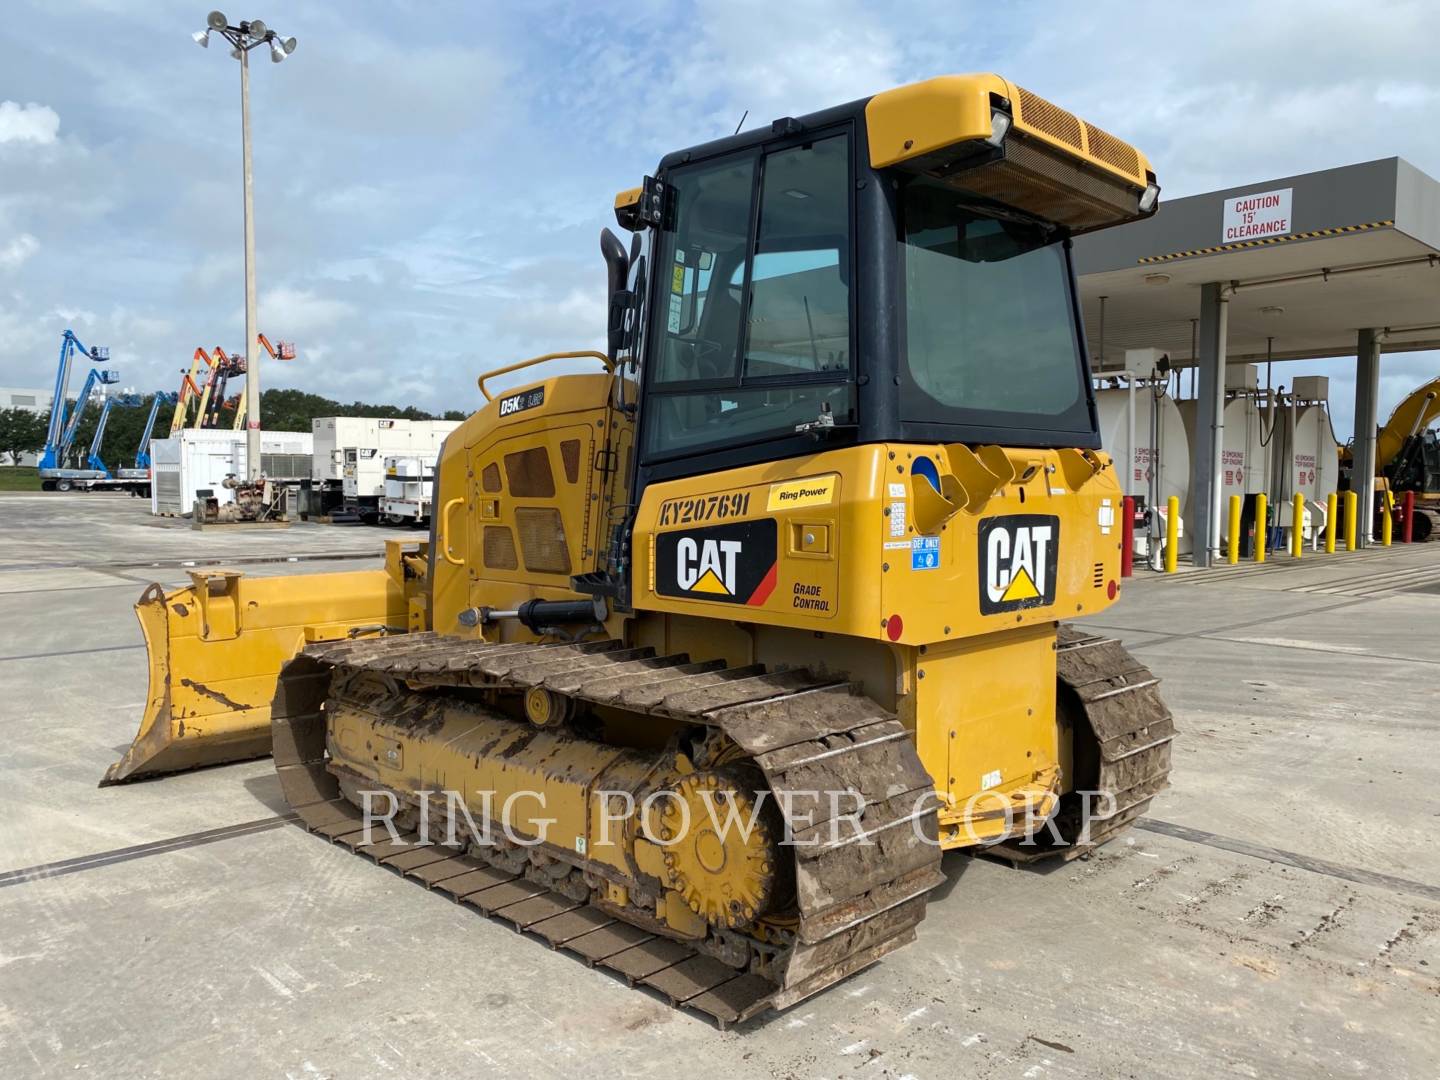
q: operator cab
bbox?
[605,75,1158,493]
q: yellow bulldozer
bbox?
[104,74,1173,1025]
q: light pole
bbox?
[193,11,296,481]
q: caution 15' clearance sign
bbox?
[1222,187,1293,243]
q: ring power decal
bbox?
[766,474,837,511]
[655,519,778,606]
[979,514,1060,615]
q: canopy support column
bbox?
[1190,282,1229,567]
[1353,328,1381,546]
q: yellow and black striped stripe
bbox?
[1136,219,1395,265]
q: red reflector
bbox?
[885,614,903,641]
[1106,580,1118,599]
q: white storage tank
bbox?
[1269,376,1340,531]
[1094,350,1191,559]
[1177,368,1268,501]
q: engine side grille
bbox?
[504,447,555,498]
[515,507,571,574]
[483,526,518,571]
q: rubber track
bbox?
[988,624,1175,864]
[271,635,945,1027]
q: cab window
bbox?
[643,132,852,461]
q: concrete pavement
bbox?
[1,493,1436,1079]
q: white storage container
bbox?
[380,454,436,522]
[149,429,313,516]
[312,417,460,504]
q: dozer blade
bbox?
[101,567,409,785]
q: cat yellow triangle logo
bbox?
[689,568,732,595]
[1000,566,1040,603]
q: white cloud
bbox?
[0,233,39,271]
[1,1,1439,428]
[257,286,357,336]
[51,304,96,326]
[1375,82,1439,109]
[314,184,389,215]
[0,101,59,145]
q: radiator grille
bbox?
[483,526,518,570]
[482,463,502,493]
[260,453,309,479]
[1085,123,1141,179]
[504,447,555,498]
[1017,87,1083,150]
[515,507,571,574]
[156,471,182,513]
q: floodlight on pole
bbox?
[190,10,297,482]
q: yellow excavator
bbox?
[104,74,1173,1024]
[1341,375,1440,540]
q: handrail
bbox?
[476,350,612,402]
[438,498,465,566]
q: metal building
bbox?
[1076,157,1440,565]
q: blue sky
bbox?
[1,0,1438,441]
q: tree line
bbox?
[0,388,467,468]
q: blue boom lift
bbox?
[84,394,143,476]
[38,329,117,474]
[134,392,179,470]
[37,328,164,494]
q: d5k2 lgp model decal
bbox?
[655,519,778,606]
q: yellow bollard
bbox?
[1325,492,1338,554]
[1165,495,1179,573]
[1255,492,1268,563]
[1227,494,1241,564]
[1292,493,1305,558]
[1382,490,1393,547]
[1344,490,1358,551]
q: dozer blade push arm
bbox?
[101,563,415,786]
